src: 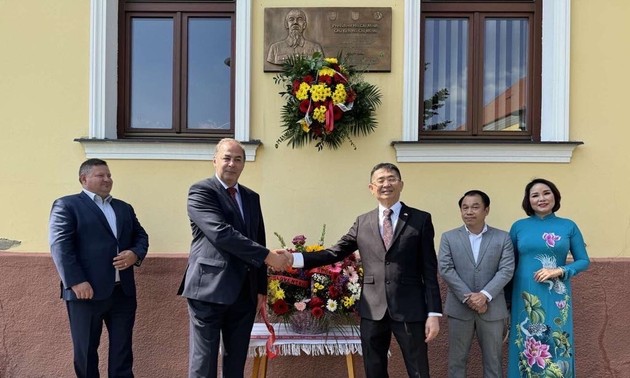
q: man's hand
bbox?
[264,249,291,271]
[71,281,94,300]
[113,250,138,270]
[466,292,489,313]
[425,316,440,342]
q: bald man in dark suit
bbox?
[178,138,289,378]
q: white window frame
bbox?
[83,0,258,161]
[397,0,580,163]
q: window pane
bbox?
[130,18,173,129]
[483,18,529,132]
[423,18,468,131]
[187,18,231,130]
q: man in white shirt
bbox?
[438,190,514,378]
[287,162,442,378]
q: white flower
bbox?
[326,299,338,312]
[348,282,361,296]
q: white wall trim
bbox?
[234,0,251,142]
[397,0,576,163]
[79,140,259,161]
[540,0,571,141]
[89,0,118,140]
[394,142,581,163]
[83,0,257,160]
[402,0,421,142]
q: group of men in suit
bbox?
[49,138,514,378]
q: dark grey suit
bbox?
[438,225,514,378]
[178,177,268,378]
[303,203,442,378]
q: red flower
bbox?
[318,75,332,85]
[333,72,347,83]
[299,100,311,114]
[328,285,342,299]
[311,307,324,318]
[309,297,324,308]
[272,299,290,315]
[333,106,343,121]
[302,74,314,84]
[292,80,301,94]
[346,89,357,103]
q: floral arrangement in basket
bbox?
[273,52,382,151]
[267,225,363,333]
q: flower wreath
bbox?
[274,52,382,151]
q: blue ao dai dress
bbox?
[507,213,590,378]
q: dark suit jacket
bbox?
[438,225,514,321]
[178,177,268,304]
[303,202,442,322]
[49,192,149,301]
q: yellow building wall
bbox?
[1,0,629,259]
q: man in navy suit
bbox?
[286,162,442,378]
[49,158,149,378]
[178,138,288,378]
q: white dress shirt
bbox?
[465,224,492,301]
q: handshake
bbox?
[264,249,294,271]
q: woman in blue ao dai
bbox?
[507,179,590,378]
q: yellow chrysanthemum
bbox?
[324,57,338,64]
[310,84,331,102]
[267,279,286,301]
[318,67,336,77]
[269,279,281,291]
[273,288,285,301]
[313,282,324,293]
[299,119,310,133]
[332,83,347,104]
[313,105,327,123]
[305,244,324,252]
[296,82,310,101]
[342,296,355,308]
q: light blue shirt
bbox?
[83,189,120,282]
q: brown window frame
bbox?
[117,1,236,140]
[420,0,542,141]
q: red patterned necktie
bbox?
[382,208,393,249]
[227,187,238,203]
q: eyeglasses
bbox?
[371,177,401,186]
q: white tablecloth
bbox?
[248,323,362,357]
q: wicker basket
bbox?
[288,311,329,334]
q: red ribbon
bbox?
[260,296,278,359]
[269,274,310,288]
[325,101,335,133]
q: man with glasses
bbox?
[285,162,442,378]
